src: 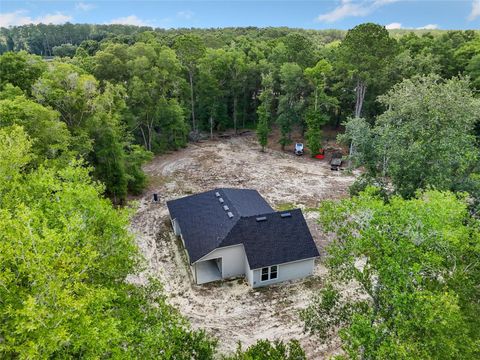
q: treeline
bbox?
[0,24,478,200]
[0,23,346,55]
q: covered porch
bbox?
[195,258,222,284]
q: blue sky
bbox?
[1,1,479,30]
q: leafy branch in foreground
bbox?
[302,187,480,359]
[0,125,216,359]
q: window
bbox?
[261,267,269,281]
[260,265,278,281]
[270,265,278,279]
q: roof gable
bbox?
[221,209,320,269]
[166,188,273,263]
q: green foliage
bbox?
[256,103,270,151]
[0,126,217,358]
[125,145,153,194]
[337,23,398,118]
[0,94,71,164]
[174,34,206,131]
[256,73,275,151]
[342,75,480,199]
[339,23,398,81]
[277,62,307,148]
[31,62,151,202]
[466,53,480,89]
[154,98,189,152]
[305,109,327,157]
[52,43,78,58]
[0,51,46,95]
[226,339,306,360]
[303,188,480,359]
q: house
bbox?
[166,188,320,287]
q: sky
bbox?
[0,0,479,30]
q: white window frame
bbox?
[260,265,279,282]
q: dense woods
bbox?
[1,22,479,359]
[1,24,478,202]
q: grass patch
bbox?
[275,202,296,211]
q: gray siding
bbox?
[197,244,246,279]
[251,258,315,288]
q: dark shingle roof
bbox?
[221,209,319,269]
[166,188,319,267]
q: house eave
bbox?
[250,256,318,271]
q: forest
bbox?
[0,22,479,359]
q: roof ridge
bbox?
[217,216,243,248]
[216,188,242,217]
[238,208,302,219]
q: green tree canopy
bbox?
[341,75,480,199]
[0,93,71,164]
[0,125,216,358]
[337,23,397,118]
[0,51,46,95]
[302,188,480,359]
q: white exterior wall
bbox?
[251,258,315,288]
[190,264,197,282]
[197,244,246,279]
[171,218,181,236]
[244,256,253,286]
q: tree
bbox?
[174,34,206,133]
[282,33,315,69]
[304,110,327,157]
[0,92,71,164]
[304,59,334,112]
[125,43,187,152]
[225,49,249,133]
[277,62,307,149]
[197,48,249,133]
[256,105,269,152]
[52,43,78,57]
[341,75,480,199]
[0,51,46,95]
[302,188,480,359]
[0,125,217,358]
[32,62,151,202]
[227,339,306,360]
[256,71,275,151]
[465,53,480,89]
[338,23,397,118]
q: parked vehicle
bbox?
[330,151,343,170]
[294,143,304,155]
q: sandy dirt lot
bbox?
[129,134,357,359]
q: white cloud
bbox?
[75,2,95,11]
[316,0,399,23]
[0,10,72,27]
[468,0,480,21]
[417,24,439,30]
[108,15,148,26]
[385,22,402,29]
[39,12,72,25]
[177,10,194,20]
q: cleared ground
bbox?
[129,134,357,358]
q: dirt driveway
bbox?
[129,135,357,359]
